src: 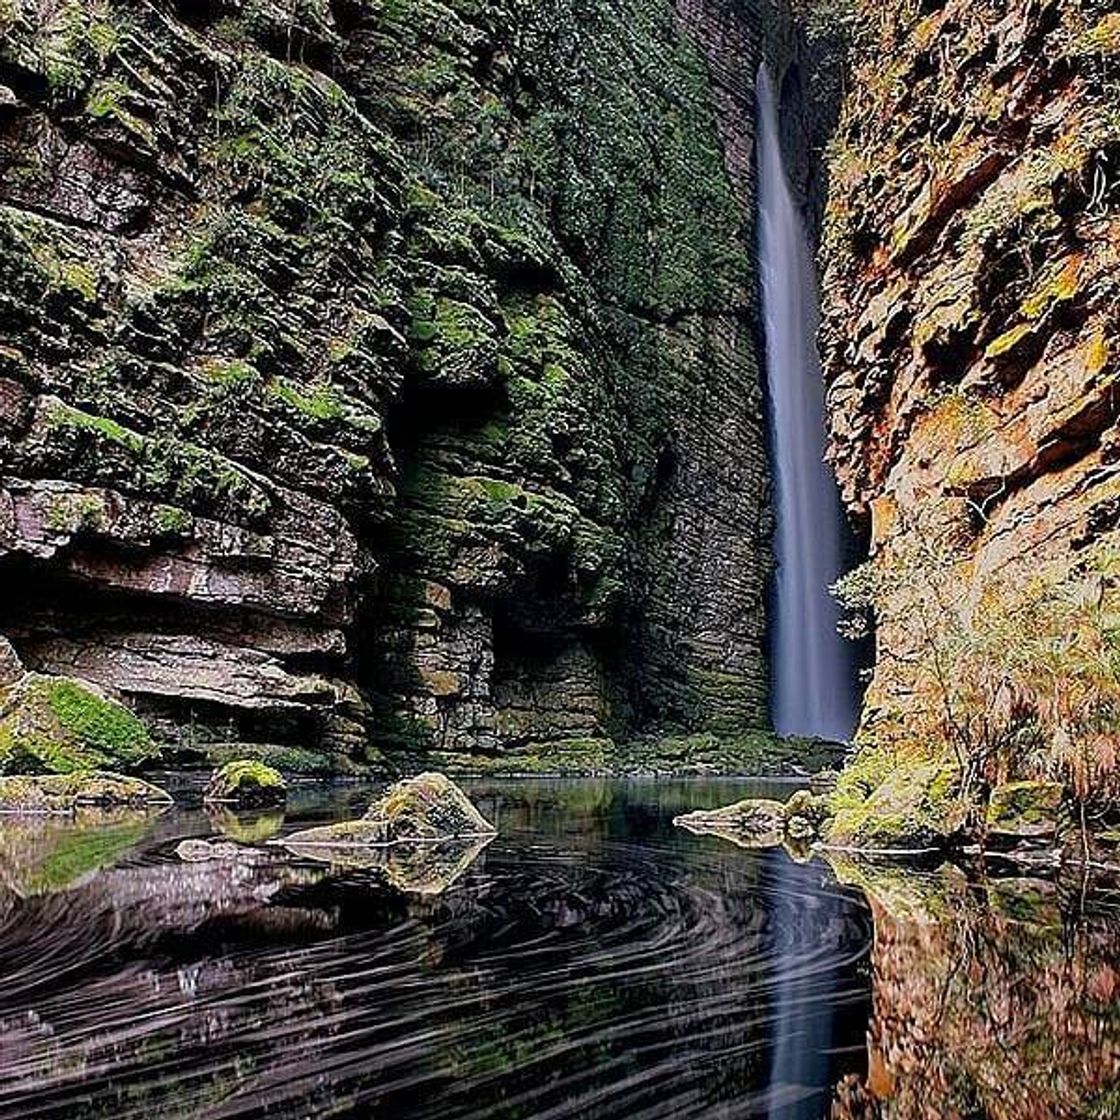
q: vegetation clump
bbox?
[204,760,287,807]
[0,675,157,775]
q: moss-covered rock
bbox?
[0,771,172,813]
[284,771,496,847]
[986,780,1064,840]
[674,786,834,852]
[827,745,963,849]
[204,760,286,807]
[0,674,157,775]
[674,798,787,848]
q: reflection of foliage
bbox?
[829,856,1120,1120]
[835,501,1120,808]
[0,811,153,896]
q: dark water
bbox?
[0,779,873,1120]
[1,780,1118,1120]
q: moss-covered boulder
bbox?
[284,772,496,847]
[0,771,172,813]
[0,674,157,775]
[674,798,787,849]
[827,746,964,850]
[204,760,287,808]
[986,780,1064,840]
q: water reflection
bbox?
[2,780,1112,1119]
[0,778,870,1119]
[826,858,1120,1120]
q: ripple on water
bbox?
[0,780,874,1120]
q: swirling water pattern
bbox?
[0,779,873,1119]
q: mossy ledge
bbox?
[0,771,172,814]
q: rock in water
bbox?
[675,789,833,852]
[986,781,1064,840]
[205,760,287,807]
[674,798,787,848]
[284,772,496,847]
[0,673,157,774]
[0,772,172,813]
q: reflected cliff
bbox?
[826,859,1120,1120]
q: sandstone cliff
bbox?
[821,0,1120,830]
[0,0,809,769]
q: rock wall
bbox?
[0,0,807,768]
[821,0,1120,811]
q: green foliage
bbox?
[45,679,155,766]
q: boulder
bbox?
[0,636,22,688]
[674,798,787,849]
[0,673,157,774]
[204,760,287,807]
[986,780,1064,840]
[283,772,496,847]
[0,771,172,813]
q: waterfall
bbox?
[756,66,856,743]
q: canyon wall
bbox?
[0,0,812,770]
[821,0,1120,834]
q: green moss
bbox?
[204,742,340,776]
[45,492,106,533]
[152,504,193,534]
[828,744,964,848]
[45,679,155,766]
[268,378,344,421]
[205,759,287,805]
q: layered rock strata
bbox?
[0,0,820,766]
[821,0,1120,815]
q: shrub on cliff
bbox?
[834,501,1120,834]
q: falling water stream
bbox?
[756,66,857,744]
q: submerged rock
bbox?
[176,838,249,863]
[0,771,172,813]
[204,760,287,807]
[0,673,157,775]
[284,772,497,848]
[986,780,1064,840]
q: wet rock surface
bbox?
[0,771,172,812]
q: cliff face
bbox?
[0,0,789,768]
[821,0,1120,820]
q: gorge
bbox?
[0,0,1118,1115]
